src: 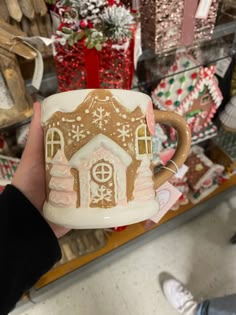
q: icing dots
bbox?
[165,91,171,97]
[165,100,173,106]
[160,82,166,89]
[174,101,180,107]
[191,72,197,79]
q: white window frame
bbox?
[46,128,64,161]
[135,124,152,160]
[92,162,112,183]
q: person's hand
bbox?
[12,102,70,238]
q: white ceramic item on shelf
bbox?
[219,96,236,132]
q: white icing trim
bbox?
[70,134,132,167]
[41,89,151,123]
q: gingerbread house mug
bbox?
[41,89,191,228]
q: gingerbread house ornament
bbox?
[185,146,224,204]
[42,89,159,228]
[152,54,223,142]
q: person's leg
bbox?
[197,294,236,315]
[162,278,236,315]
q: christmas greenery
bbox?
[48,0,134,49]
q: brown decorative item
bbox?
[0,21,36,128]
[1,0,53,56]
[140,0,220,55]
[185,146,224,203]
[41,89,191,229]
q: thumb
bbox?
[23,102,44,159]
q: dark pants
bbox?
[197,294,236,315]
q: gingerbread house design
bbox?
[152,54,223,135]
[42,90,158,225]
[185,146,224,204]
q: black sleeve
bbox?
[0,185,61,315]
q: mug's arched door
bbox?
[90,160,116,208]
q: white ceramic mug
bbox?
[41,89,191,228]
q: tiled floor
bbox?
[12,189,236,315]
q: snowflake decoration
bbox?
[117,125,131,142]
[92,185,112,204]
[92,107,110,129]
[70,125,86,142]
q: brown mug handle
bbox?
[153,110,191,188]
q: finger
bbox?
[23,102,44,158]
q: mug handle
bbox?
[153,110,191,188]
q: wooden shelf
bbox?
[35,174,236,290]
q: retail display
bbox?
[50,0,135,91]
[231,61,236,96]
[152,54,223,144]
[185,146,224,204]
[140,0,220,54]
[210,127,236,175]
[2,1,236,296]
[0,20,37,128]
[169,176,189,211]
[0,1,52,55]
[41,89,190,229]
[219,96,236,132]
[0,154,20,182]
[152,124,167,165]
[219,0,236,22]
[56,229,108,265]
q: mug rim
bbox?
[41,89,152,123]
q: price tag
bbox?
[149,182,182,224]
[175,164,189,179]
[195,0,213,19]
[216,57,232,78]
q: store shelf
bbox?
[35,174,236,290]
[135,21,236,92]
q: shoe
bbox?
[162,278,198,315]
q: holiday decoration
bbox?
[0,154,20,182]
[219,96,236,132]
[16,123,30,148]
[152,54,223,144]
[152,124,167,165]
[41,89,191,228]
[169,176,189,210]
[42,89,158,227]
[51,0,135,91]
[185,146,224,204]
[140,0,220,55]
[56,229,108,265]
[209,127,236,176]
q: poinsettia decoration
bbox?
[46,0,134,50]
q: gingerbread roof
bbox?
[152,54,223,115]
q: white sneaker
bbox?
[162,279,198,315]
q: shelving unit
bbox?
[1,11,235,304]
[35,174,236,290]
